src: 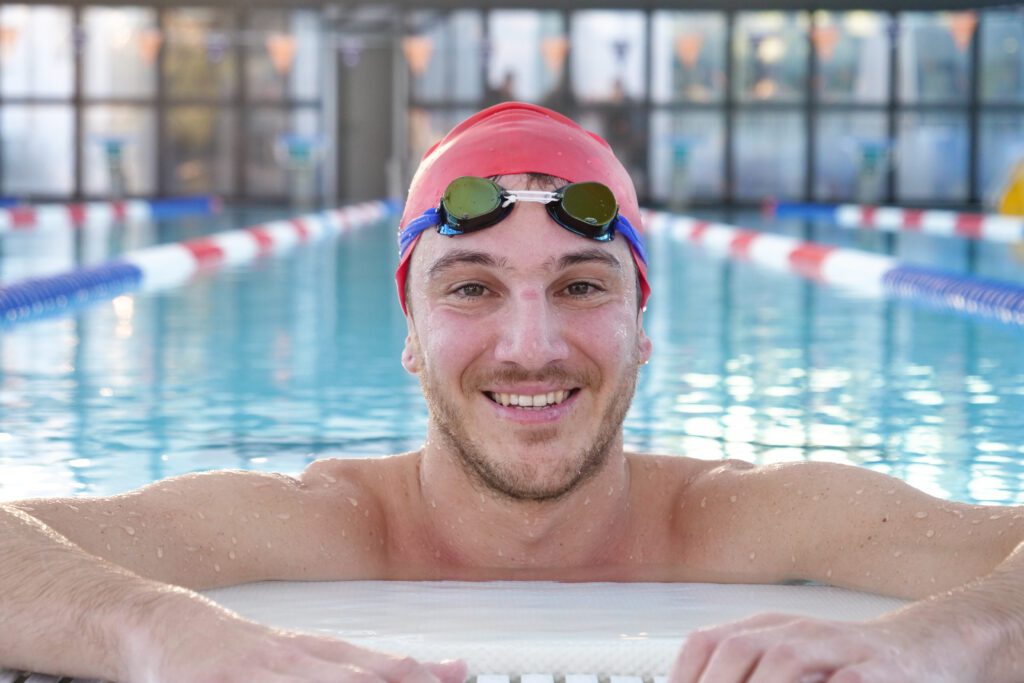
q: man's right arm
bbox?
[0,469,465,683]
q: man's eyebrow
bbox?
[549,248,623,272]
[427,249,510,279]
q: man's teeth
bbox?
[489,390,571,408]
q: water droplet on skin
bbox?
[991,514,1003,520]
[214,564,221,573]
[229,550,238,560]
[812,495,821,502]
[926,530,935,538]
[197,512,205,520]
[341,530,347,538]
[893,550,903,558]
[748,552,756,561]
[122,526,135,536]
[348,498,359,507]
[914,511,928,519]
[186,546,198,553]
[252,512,261,519]
[791,555,796,564]
[855,489,863,495]
[729,495,737,504]
[608,486,614,496]
[322,473,337,484]
[430,499,436,509]
[972,519,982,525]
[700,497,707,508]
[826,569,832,579]
[277,513,291,520]
[498,548,504,557]
[156,547,163,559]
[583,496,591,506]
[266,541,272,548]
[364,509,370,518]
[106,544,111,551]
[65,504,80,512]
[886,489,896,495]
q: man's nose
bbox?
[493,290,571,370]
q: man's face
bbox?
[402,175,652,503]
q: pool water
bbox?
[2,208,1023,505]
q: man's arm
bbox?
[0,468,464,683]
[670,461,1024,682]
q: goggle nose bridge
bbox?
[499,190,561,208]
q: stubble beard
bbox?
[419,360,641,503]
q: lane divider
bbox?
[644,210,1024,326]
[0,200,397,327]
[767,201,1024,244]
[0,196,221,234]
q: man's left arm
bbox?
[671,461,1024,683]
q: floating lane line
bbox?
[0,200,396,327]
[768,201,1024,244]
[0,196,221,234]
[644,210,1024,326]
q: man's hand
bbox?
[122,595,467,683]
[668,611,976,683]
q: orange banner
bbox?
[136,28,163,64]
[674,33,704,68]
[0,25,19,60]
[811,25,840,63]
[947,11,977,53]
[540,36,569,75]
[266,32,297,75]
[402,36,434,76]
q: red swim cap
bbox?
[396,101,649,313]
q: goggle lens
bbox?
[559,182,617,234]
[442,176,502,220]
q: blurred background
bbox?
[1,1,1023,212]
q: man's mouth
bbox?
[484,389,579,409]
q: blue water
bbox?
[2,208,1023,505]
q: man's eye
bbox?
[566,282,599,296]
[456,284,487,297]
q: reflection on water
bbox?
[2,213,1024,505]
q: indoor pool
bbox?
[2,207,1023,505]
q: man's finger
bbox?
[424,659,468,683]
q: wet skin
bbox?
[8,176,1024,682]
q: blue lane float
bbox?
[0,262,143,327]
[0,201,396,329]
[645,210,1024,329]
[883,266,1024,326]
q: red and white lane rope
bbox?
[769,202,1024,243]
[0,196,220,234]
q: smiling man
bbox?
[3,102,1024,683]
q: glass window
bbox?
[1,105,74,196]
[896,112,968,201]
[978,113,1024,204]
[898,12,972,103]
[734,12,809,103]
[247,9,322,102]
[576,109,648,196]
[649,110,724,202]
[486,11,565,105]
[981,10,1024,103]
[165,106,236,196]
[814,11,890,104]
[407,107,473,178]
[409,11,483,104]
[651,12,726,103]
[0,5,74,98]
[570,11,647,103]
[245,107,319,199]
[815,112,888,202]
[83,106,157,196]
[734,110,806,200]
[164,8,237,100]
[83,7,158,98]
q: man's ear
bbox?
[401,333,421,374]
[637,327,653,366]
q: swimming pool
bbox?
[2,207,1023,505]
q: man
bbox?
[2,102,1023,683]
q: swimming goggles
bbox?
[397,176,647,266]
[438,176,620,241]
